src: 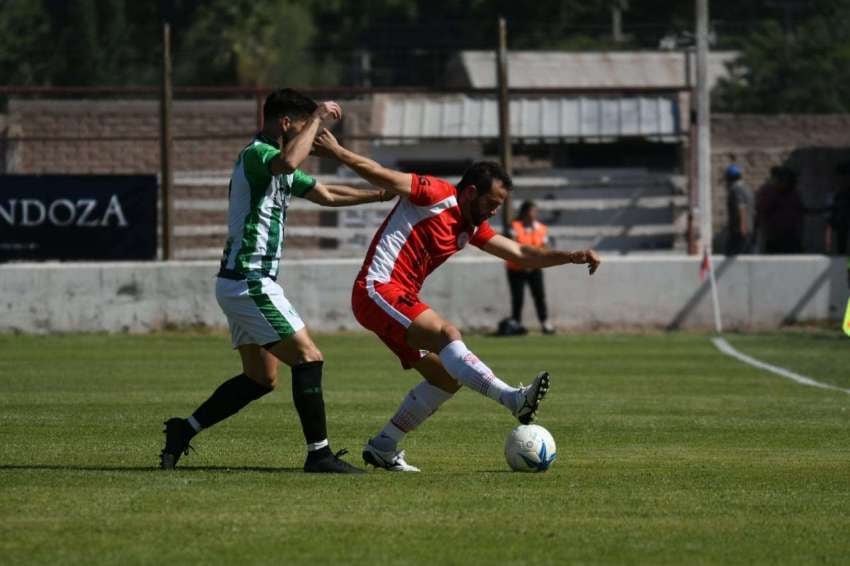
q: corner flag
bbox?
[699,249,710,281]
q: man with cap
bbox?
[724,164,755,255]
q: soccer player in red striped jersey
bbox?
[314,129,601,472]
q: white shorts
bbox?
[215,277,306,348]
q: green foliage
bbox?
[176,0,338,87]
[4,0,850,111]
[1,0,143,86]
[0,0,52,84]
[713,7,850,113]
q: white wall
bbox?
[0,256,846,334]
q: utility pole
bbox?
[496,16,513,232]
[696,0,722,333]
[696,0,711,257]
[686,46,698,254]
[159,22,175,260]
[611,0,629,43]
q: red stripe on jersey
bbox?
[355,175,497,293]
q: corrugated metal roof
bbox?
[371,94,681,140]
[449,50,737,90]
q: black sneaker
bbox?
[512,371,551,425]
[303,448,365,474]
[159,417,195,469]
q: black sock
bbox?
[291,361,330,454]
[191,374,272,431]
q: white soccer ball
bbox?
[504,424,557,472]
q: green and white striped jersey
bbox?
[218,133,316,280]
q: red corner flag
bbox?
[699,249,710,281]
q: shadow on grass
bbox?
[0,464,302,474]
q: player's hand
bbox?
[314,101,342,122]
[313,128,341,158]
[582,249,601,275]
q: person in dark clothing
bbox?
[504,201,555,335]
[756,166,804,254]
[724,164,755,255]
[826,161,850,255]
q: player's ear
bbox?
[460,185,477,201]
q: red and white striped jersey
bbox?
[355,174,497,292]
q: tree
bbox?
[176,0,337,87]
[713,5,850,113]
[0,0,51,85]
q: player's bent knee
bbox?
[431,376,461,394]
[440,323,462,345]
[265,373,279,389]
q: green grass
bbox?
[1,331,849,565]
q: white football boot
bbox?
[362,441,421,472]
[512,371,550,424]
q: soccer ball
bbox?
[504,424,557,472]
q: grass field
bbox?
[1,330,849,564]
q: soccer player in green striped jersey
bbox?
[160,89,387,473]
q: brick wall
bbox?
[0,98,374,258]
[711,114,850,252]
[4,99,255,174]
[2,98,370,175]
[4,100,848,254]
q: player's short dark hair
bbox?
[263,88,317,121]
[457,161,513,197]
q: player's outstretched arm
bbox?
[313,128,413,196]
[482,234,601,275]
[303,183,394,207]
[270,102,342,175]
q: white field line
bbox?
[711,337,850,395]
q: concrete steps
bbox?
[163,169,688,259]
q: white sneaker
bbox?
[512,371,550,424]
[362,441,420,472]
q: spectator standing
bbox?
[505,201,555,335]
[724,164,755,255]
[826,161,850,255]
[756,166,804,253]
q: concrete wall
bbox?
[1,256,845,334]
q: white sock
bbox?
[438,340,519,410]
[307,439,329,452]
[371,381,454,452]
[186,415,202,433]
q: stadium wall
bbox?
[1,256,845,334]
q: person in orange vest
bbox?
[505,200,555,335]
